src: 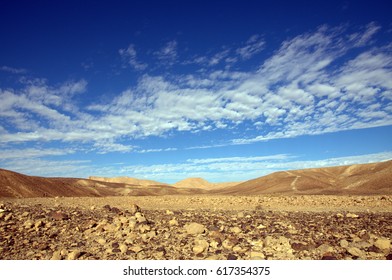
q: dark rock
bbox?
[49,211,69,220]
[110,207,121,214]
[103,205,111,211]
[322,255,338,260]
[227,254,238,260]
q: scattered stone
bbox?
[51,250,62,260]
[374,238,391,251]
[184,222,206,235]
[346,213,359,218]
[129,204,141,215]
[96,238,106,245]
[250,251,265,260]
[67,250,81,260]
[1,196,391,260]
[230,226,242,234]
[119,244,128,254]
[135,212,147,223]
[233,246,245,253]
[347,247,364,258]
[317,244,334,255]
[227,254,238,260]
[169,218,179,226]
[4,213,13,222]
[222,239,237,250]
[102,205,111,211]
[34,220,44,229]
[23,220,34,229]
[49,211,69,220]
[193,239,209,254]
[110,207,121,214]
[340,239,349,248]
[129,246,143,253]
[321,255,338,260]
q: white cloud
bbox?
[0,65,27,74]
[154,40,178,64]
[1,23,391,154]
[236,35,265,59]
[0,148,74,160]
[119,44,148,70]
[115,152,392,183]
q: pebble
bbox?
[135,212,147,223]
[347,247,364,258]
[169,218,179,226]
[129,204,141,215]
[340,239,349,248]
[119,244,128,253]
[374,238,390,251]
[230,226,242,234]
[250,251,265,260]
[67,250,81,260]
[222,239,236,250]
[49,211,69,221]
[51,251,62,260]
[129,246,143,253]
[97,238,106,245]
[4,213,13,222]
[346,213,359,218]
[193,239,209,254]
[317,244,334,255]
[184,222,206,235]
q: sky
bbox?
[0,0,392,183]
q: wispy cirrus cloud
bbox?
[154,40,178,65]
[236,34,265,60]
[119,44,148,70]
[0,23,391,155]
[115,152,392,183]
[0,65,27,74]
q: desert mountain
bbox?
[89,176,169,187]
[174,177,241,190]
[1,160,391,198]
[217,160,392,195]
[0,169,205,198]
[0,168,117,198]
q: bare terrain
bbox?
[0,160,391,260]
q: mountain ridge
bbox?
[1,160,392,198]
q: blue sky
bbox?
[1,0,392,183]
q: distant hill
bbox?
[0,168,117,198]
[174,177,241,190]
[0,169,205,198]
[216,160,392,195]
[89,176,169,187]
[1,160,391,198]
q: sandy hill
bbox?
[217,160,392,195]
[174,177,241,190]
[0,169,205,198]
[0,168,118,198]
[89,176,169,187]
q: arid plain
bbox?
[1,161,391,260]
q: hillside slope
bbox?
[217,160,392,195]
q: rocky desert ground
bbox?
[1,195,391,260]
[1,161,391,260]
